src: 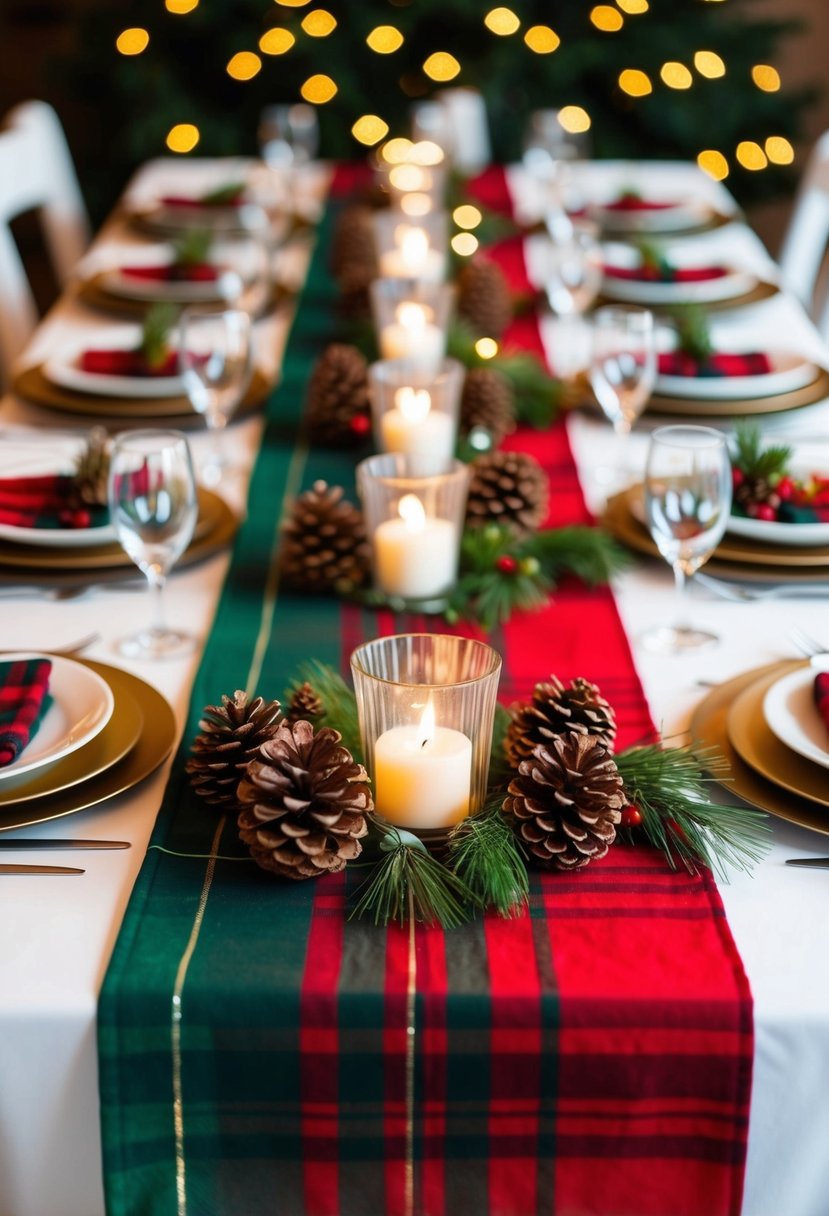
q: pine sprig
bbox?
[637,239,671,279]
[447,795,528,917]
[532,526,630,585]
[671,304,713,364]
[200,181,246,205]
[488,703,512,788]
[351,823,478,928]
[174,228,213,266]
[616,743,770,878]
[286,660,363,764]
[447,320,562,429]
[730,421,792,482]
[140,302,178,368]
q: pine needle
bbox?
[174,228,213,266]
[531,527,630,584]
[671,304,713,364]
[350,830,478,928]
[140,302,178,367]
[201,181,246,205]
[488,703,513,788]
[286,660,363,763]
[730,421,792,482]
[448,796,528,917]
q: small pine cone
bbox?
[504,733,624,871]
[465,450,549,536]
[457,259,513,339]
[286,681,325,725]
[73,426,110,507]
[279,480,371,594]
[237,720,372,880]
[460,368,516,446]
[505,676,617,768]
[186,691,284,810]
[330,204,378,280]
[336,260,374,318]
[734,476,771,511]
[306,343,371,446]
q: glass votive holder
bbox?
[373,210,449,283]
[351,633,502,832]
[370,279,454,374]
[356,453,469,611]
[368,357,464,471]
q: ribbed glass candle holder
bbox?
[372,210,449,283]
[368,357,464,473]
[369,279,454,375]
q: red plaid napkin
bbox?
[159,192,244,209]
[0,657,52,766]
[0,474,103,529]
[78,349,179,377]
[604,194,678,212]
[604,263,728,283]
[658,351,772,378]
[815,673,829,736]
[120,263,219,283]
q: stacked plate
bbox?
[599,243,776,313]
[691,658,829,836]
[647,350,829,419]
[592,195,731,240]
[0,652,176,832]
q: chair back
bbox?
[778,130,829,336]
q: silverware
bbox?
[785,858,829,868]
[694,572,829,603]
[789,626,829,660]
[0,863,84,875]
[0,838,129,850]
[0,632,101,658]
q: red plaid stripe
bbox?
[604,264,728,283]
[0,474,66,528]
[0,657,52,766]
[658,352,772,378]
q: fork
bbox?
[0,632,100,657]
[789,626,829,660]
[694,572,829,603]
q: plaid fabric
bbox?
[604,263,728,283]
[0,474,106,530]
[0,657,52,766]
[120,263,219,282]
[97,166,753,1216]
[814,673,829,734]
[658,351,772,378]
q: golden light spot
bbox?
[423,52,461,82]
[274,0,311,6]
[765,135,794,165]
[301,9,336,36]
[401,193,432,217]
[453,204,482,230]
[410,140,444,166]
[226,51,262,81]
[736,140,767,170]
[660,61,693,89]
[165,0,199,13]
[523,25,560,53]
[259,27,295,54]
[351,114,389,146]
[382,138,414,165]
[559,105,591,134]
[452,232,479,256]
[300,73,338,103]
[617,0,648,12]
[590,6,623,31]
[752,64,781,92]
[116,27,149,55]
[619,69,652,97]
[366,25,404,53]
[484,7,520,35]
[389,164,427,192]
[166,123,200,154]
[475,337,499,359]
[694,50,725,78]
[697,149,729,180]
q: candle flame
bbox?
[396,302,431,330]
[397,225,430,270]
[398,493,426,531]
[417,698,435,748]
[390,163,427,192]
[394,385,432,422]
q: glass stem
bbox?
[672,562,690,634]
[147,567,167,639]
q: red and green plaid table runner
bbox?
[98,167,753,1216]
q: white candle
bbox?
[380,386,455,467]
[373,493,457,600]
[379,302,445,371]
[374,700,472,828]
[378,226,445,282]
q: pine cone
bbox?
[465,450,549,536]
[186,691,284,810]
[279,480,371,594]
[504,733,624,871]
[460,368,516,446]
[336,260,374,318]
[505,676,617,768]
[73,426,110,507]
[306,344,371,447]
[734,476,771,512]
[457,259,513,339]
[237,720,372,879]
[286,681,325,724]
[330,204,378,280]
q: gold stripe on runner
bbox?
[405,891,417,1216]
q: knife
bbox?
[0,839,130,850]
[0,864,84,875]
[785,857,829,868]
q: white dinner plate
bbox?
[0,518,115,548]
[98,265,243,304]
[725,461,829,546]
[595,198,711,233]
[763,666,829,772]
[656,351,819,401]
[43,346,184,399]
[602,266,756,306]
[137,200,251,235]
[0,653,114,783]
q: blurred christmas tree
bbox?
[62,0,812,217]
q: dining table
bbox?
[0,152,828,1216]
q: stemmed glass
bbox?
[178,307,253,486]
[258,104,319,169]
[641,425,732,654]
[540,220,603,318]
[108,429,199,659]
[589,305,657,487]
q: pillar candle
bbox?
[380,387,454,465]
[374,704,472,827]
[373,493,457,600]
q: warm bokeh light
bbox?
[166,123,199,153]
[590,6,624,32]
[423,52,461,81]
[389,164,427,192]
[752,64,781,92]
[617,0,648,12]
[453,205,483,230]
[274,0,311,6]
[165,0,199,13]
[475,338,499,359]
[451,233,479,256]
[301,9,336,36]
[619,69,652,97]
[259,28,295,54]
[366,25,404,53]
[765,135,794,165]
[409,140,444,166]
[352,114,389,146]
[382,137,414,164]
[400,193,432,217]
[523,25,560,53]
[116,28,149,55]
[485,7,520,35]
[694,50,726,78]
[226,51,262,81]
[697,149,729,180]
[661,62,693,89]
[300,74,338,103]
[559,105,591,133]
[736,140,767,170]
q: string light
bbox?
[765,135,794,165]
[300,74,338,103]
[301,10,336,37]
[736,140,767,170]
[166,123,199,153]
[484,8,520,35]
[165,0,199,13]
[559,106,591,133]
[451,233,479,256]
[410,140,444,165]
[226,51,262,81]
[752,64,781,92]
[661,62,693,89]
[694,50,726,78]
[697,149,729,180]
[453,204,482,229]
[366,25,404,53]
[617,0,648,12]
[352,115,389,145]
[423,52,461,81]
[590,7,623,32]
[259,28,295,54]
[274,0,311,6]
[475,338,499,359]
[524,25,560,53]
[400,194,432,216]
[619,68,652,96]
[381,137,414,163]
[116,28,149,55]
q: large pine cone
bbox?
[279,480,371,594]
[73,426,110,507]
[186,691,284,810]
[330,204,378,280]
[505,676,617,768]
[306,344,371,447]
[465,450,549,535]
[457,258,513,339]
[237,720,372,879]
[504,733,624,871]
[460,368,516,446]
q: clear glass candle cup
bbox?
[370,279,454,375]
[356,453,470,612]
[350,633,502,833]
[367,357,464,473]
[372,210,449,283]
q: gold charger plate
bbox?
[689,659,829,837]
[0,659,177,832]
[647,367,829,418]
[727,666,829,807]
[598,208,735,240]
[597,280,778,314]
[77,275,291,321]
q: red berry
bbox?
[72,509,92,529]
[349,413,371,436]
[496,555,518,575]
[57,508,76,528]
[731,467,745,488]
[776,477,795,501]
[756,503,777,522]
[621,806,642,828]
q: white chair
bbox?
[0,100,90,387]
[778,130,829,339]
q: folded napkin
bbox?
[0,657,52,767]
[814,673,829,737]
[78,349,179,378]
[159,191,245,210]
[0,474,106,529]
[604,263,728,283]
[658,351,772,378]
[120,263,219,283]
[604,195,678,213]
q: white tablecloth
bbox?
[0,160,828,1216]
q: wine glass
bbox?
[178,307,253,486]
[108,429,199,660]
[589,305,657,489]
[641,425,732,654]
[539,220,603,317]
[258,103,319,169]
